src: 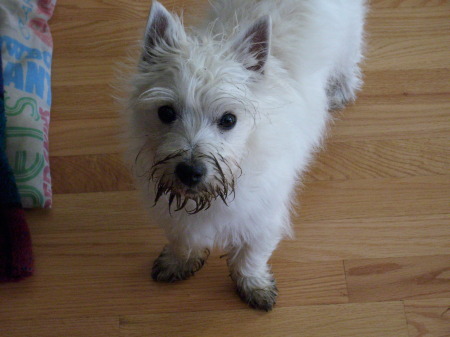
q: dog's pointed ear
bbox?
[142,1,181,63]
[232,16,272,73]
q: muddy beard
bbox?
[149,150,240,214]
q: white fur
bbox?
[124,0,366,310]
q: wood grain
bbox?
[305,137,449,182]
[330,93,449,142]
[298,175,449,222]
[25,191,148,234]
[51,0,208,22]
[119,302,409,337]
[1,317,120,337]
[285,214,450,262]
[345,255,450,302]
[51,84,116,120]
[404,299,450,337]
[50,154,133,194]
[49,118,120,156]
[1,0,449,336]
[0,241,347,320]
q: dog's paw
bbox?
[238,285,278,311]
[326,72,361,111]
[151,246,209,282]
[235,276,278,311]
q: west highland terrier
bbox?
[124,0,367,311]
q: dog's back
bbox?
[208,0,366,88]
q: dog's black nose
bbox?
[175,162,206,187]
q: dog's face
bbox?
[128,1,271,214]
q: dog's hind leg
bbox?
[151,244,210,282]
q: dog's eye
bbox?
[158,105,177,124]
[218,113,237,130]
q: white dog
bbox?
[125,0,366,310]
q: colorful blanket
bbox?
[0,0,56,208]
[0,53,34,281]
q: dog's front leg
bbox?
[151,243,210,283]
[227,238,279,311]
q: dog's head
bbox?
[127,1,272,214]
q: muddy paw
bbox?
[236,277,278,311]
[151,246,209,282]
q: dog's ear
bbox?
[142,1,182,63]
[232,16,272,73]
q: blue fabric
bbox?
[0,53,21,206]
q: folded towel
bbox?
[0,53,34,282]
[0,0,55,208]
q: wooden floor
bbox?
[1,0,449,336]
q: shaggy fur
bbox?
[124,0,367,311]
